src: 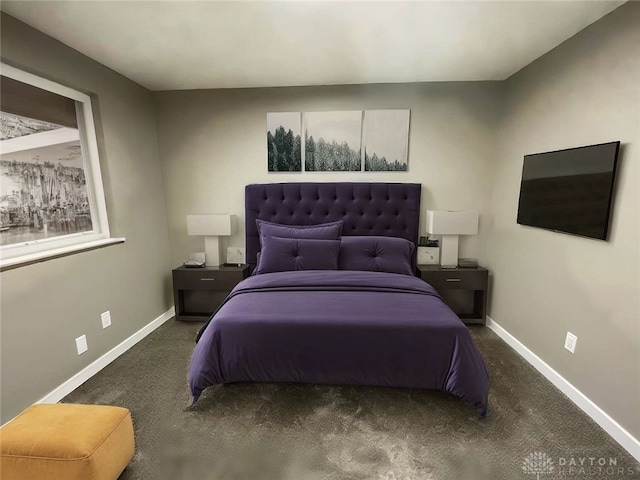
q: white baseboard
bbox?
[486,316,640,463]
[35,306,175,406]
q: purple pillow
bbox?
[256,220,343,246]
[338,236,415,276]
[255,236,340,274]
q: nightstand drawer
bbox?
[173,269,244,290]
[421,270,487,291]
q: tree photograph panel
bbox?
[363,109,410,171]
[267,112,302,172]
[304,111,362,172]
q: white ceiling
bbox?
[1,1,625,91]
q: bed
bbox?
[189,183,489,415]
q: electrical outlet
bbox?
[564,332,577,353]
[75,335,88,355]
[101,311,111,329]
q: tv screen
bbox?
[516,141,620,241]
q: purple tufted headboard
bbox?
[245,182,421,271]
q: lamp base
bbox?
[204,236,223,267]
[439,235,459,269]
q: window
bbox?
[0,63,117,269]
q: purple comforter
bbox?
[189,270,489,415]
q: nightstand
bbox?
[172,264,250,322]
[417,265,488,325]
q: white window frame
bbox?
[0,63,121,269]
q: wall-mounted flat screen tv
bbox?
[516,141,620,241]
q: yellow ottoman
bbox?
[1,403,135,480]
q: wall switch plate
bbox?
[227,247,245,264]
[75,335,88,355]
[564,332,577,353]
[101,311,111,329]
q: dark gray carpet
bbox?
[63,320,639,480]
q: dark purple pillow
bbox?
[256,220,343,246]
[255,236,340,274]
[338,236,415,276]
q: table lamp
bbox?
[426,210,478,268]
[187,214,236,266]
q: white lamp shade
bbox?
[187,214,236,236]
[426,210,478,235]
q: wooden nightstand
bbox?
[172,264,250,322]
[417,265,488,325]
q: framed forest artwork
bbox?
[266,109,410,172]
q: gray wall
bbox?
[155,83,502,268]
[0,14,173,423]
[486,3,640,438]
